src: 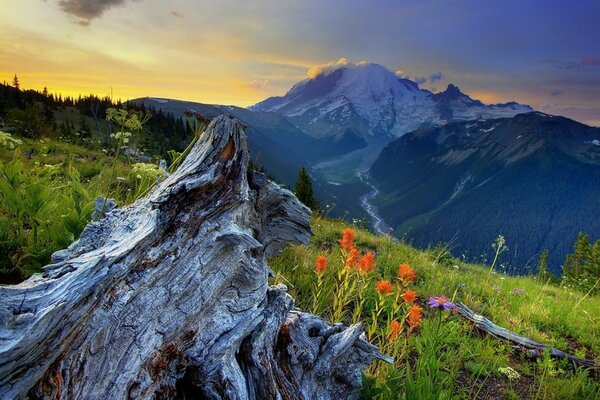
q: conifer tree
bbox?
[536,249,552,283]
[12,74,19,91]
[294,167,319,212]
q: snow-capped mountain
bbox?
[251,62,532,139]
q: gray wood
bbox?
[0,115,387,399]
[455,303,598,369]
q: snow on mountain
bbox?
[252,61,532,139]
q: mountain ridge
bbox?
[252,62,533,139]
[370,112,600,273]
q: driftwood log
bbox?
[0,115,387,399]
[456,303,599,370]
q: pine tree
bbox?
[294,167,319,212]
[536,249,552,283]
[564,232,590,278]
[12,74,19,91]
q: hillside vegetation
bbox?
[2,133,598,398]
[1,84,599,398]
[270,217,600,399]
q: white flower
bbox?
[498,366,520,380]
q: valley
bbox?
[132,62,599,276]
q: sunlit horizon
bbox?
[2,0,599,125]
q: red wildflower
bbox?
[398,263,416,283]
[407,305,423,332]
[315,255,327,275]
[358,251,376,274]
[388,320,403,342]
[345,247,360,269]
[402,289,418,304]
[375,280,394,296]
[338,228,355,252]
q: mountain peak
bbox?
[252,61,533,138]
[443,84,463,97]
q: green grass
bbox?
[0,135,158,281]
[269,216,600,399]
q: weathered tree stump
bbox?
[0,116,386,399]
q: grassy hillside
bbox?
[270,217,600,399]
[1,129,599,399]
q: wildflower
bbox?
[493,284,502,291]
[398,263,416,283]
[131,163,166,181]
[375,280,394,296]
[402,289,418,303]
[358,251,376,273]
[427,295,457,310]
[315,255,327,275]
[388,320,403,342]
[338,228,355,252]
[498,366,521,380]
[511,288,525,296]
[344,247,360,269]
[407,305,423,331]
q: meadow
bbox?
[270,217,600,399]
[0,125,599,399]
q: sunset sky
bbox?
[1,0,599,125]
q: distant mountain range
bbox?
[135,62,599,274]
[370,112,600,273]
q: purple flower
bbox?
[427,295,457,310]
[493,285,502,291]
[511,288,525,296]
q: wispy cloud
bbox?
[414,72,445,85]
[244,79,269,91]
[580,56,600,66]
[551,90,564,97]
[170,10,185,20]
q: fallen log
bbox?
[455,303,599,370]
[0,115,388,399]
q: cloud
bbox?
[557,56,600,71]
[580,56,600,66]
[415,72,445,85]
[57,0,134,24]
[550,90,564,97]
[307,58,350,79]
[395,69,410,79]
[170,10,184,19]
[244,79,269,91]
[429,72,444,83]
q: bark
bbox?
[0,115,387,399]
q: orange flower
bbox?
[388,320,403,342]
[358,251,376,274]
[398,263,416,283]
[338,228,355,252]
[375,280,394,296]
[345,247,360,269]
[407,305,423,332]
[402,289,418,304]
[315,255,327,275]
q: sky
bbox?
[1,0,599,125]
